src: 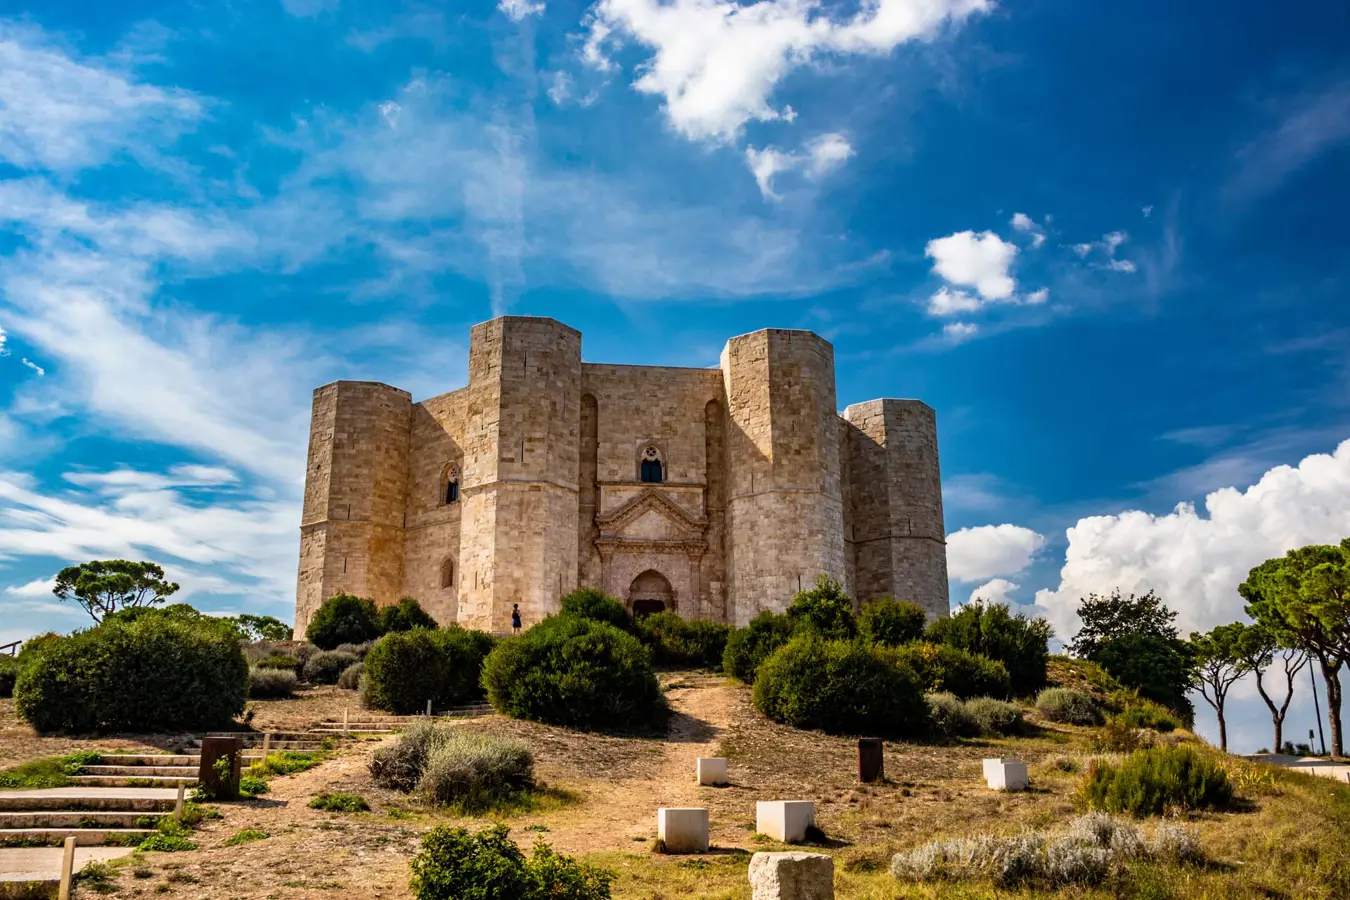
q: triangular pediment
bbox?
[595,488,706,543]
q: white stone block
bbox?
[748,851,834,900]
[983,758,1029,791]
[697,757,729,786]
[756,800,814,843]
[658,807,709,853]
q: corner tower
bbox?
[843,399,949,619]
[721,329,848,624]
[295,381,412,634]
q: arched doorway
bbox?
[629,569,674,617]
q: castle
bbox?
[294,316,949,634]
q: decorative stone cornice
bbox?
[595,486,708,539]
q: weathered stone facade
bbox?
[295,316,948,634]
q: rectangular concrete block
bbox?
[658,807,709,853]
[749,851,834,900]
[983,758,1029,791]
[756,800,814,843]
[698,758,729,786]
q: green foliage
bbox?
[239,775,269,795]
[964,697,1026,735]
[52,559,180,623]
[885,641,1012,700]
[925,691,979,739]
[785,575,857,640]
[410,825,614,900]
[420,732,536,812]
[482,616,664,731]
[372,720,446,792]
[14,614,247,733]
[226,614,293,642]
[1070,589,1181,659]
[1113,700,1182,733]
[1079,747,1234,817]
[722,610,794,683]
[859,597,928,647]
[1035,688,1102,725]
[363,626,495,715]
[306,593,382,650]
[337,661,364,690]
[753,634,930,739]
[558,588,634,633]
[1190,623,1252,748]
[0,751,106,788]
[926,600,1051,696]
[635,612,730,669]
[380,596,438,633]
[302,650,360,685]
[1092,633,1196,724]
[223,828,269,846]
[309,792,370,812]
[0,655,16,699]
[255,654,299,672]
[138,833,198,852]
[254,751,324,776]
[248,667,297,699]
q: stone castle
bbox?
[294,316,948,634]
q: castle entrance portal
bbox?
[629,569,674,617]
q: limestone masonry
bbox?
[294,316,948,634]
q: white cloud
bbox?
[1142,204,1154,218]
[0,21,201,172]
[947,523,1046,582]
[1029,233,1046,249]
[745,146,795,201]
[1033,438,1350,640]
[1071,242,1094,258]
[926,230,1017,300]
[806,132,854,174]
[1106,259,1137,273]
[1071,229,1137,273]
[927,286,982,317]
[584,0,991,143]
[1226,80,1350,208]
[1024,287,1049,304]
[0,324,6,355]
[499,0,545,22]
[942,321,978,342]
[744,132,853,199]
[1010,212,1035,231]
[969,577,1018,606]
[20,358,43,376]
[3,577,55,597]
[548,71,572,105]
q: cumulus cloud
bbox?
[583,0,991,143]
[745,132,853,199]
[942,321,978,342]
[1034,438,1350,640]
[1010,212,1035,231]
[1071,229,1137,273]
[926,230,1017,300]
[499,0,545,22]
[969,577,1018,606]
[947,524,1046,582]
[927,286,981,316]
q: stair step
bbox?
[0,812,167,829]
[0,793,175,813]
[68,776,196,788]
[94,755,200,767]
[81,766,196,778]
[0,828,155,847]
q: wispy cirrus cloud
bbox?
[1226,79,1350,208]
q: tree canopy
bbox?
[1069,588,1179,658]
[1190,623,1252,751]
[52,560,180,623]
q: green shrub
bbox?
[223,828,269,846]
[1079,747,1233,817]
[303,650,360,685]
[380,597,438,634]
[722,611,794,683]
[1114,700,1182,733]
[248,667,297,699]
[362,627,495,715]
[926,600,1051,697]
[309,792,370,812]
[1036,688,1102,726]
[255,654,300,672]
[965,697,1025,736]
[559,588,634,633]
[482,616,663,731]
[239,775,269,795]
[886,642,1011,700]
[0,655,17,699]
[337,662,364,690]
[859,597,928,647]
[294,643,321,666]
[410,825,614,900]
[138,833,197,852]
[753,634,930,739]
[371,721,446,792]
[421,732,535,812]
[785,575,857,640]
[334,641,376,659]
[306,593,382,650]
[14,615,247,733]
[926,692,979,739]
[635,612,730,669]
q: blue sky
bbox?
[1,0,1348,752]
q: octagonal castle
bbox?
[294,316,948,634]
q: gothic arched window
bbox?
[440,558,454,589]
[640,446,664,483]
[444,465,461,505]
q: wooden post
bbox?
[262,733,271,757]
[58,835,77,900]
[343,708,349,733]
[174,783,186,822]
[426,699,432,718]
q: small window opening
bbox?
[444,465,461,504]
[640,446,664,483]
[440,559,454,589]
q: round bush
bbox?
[926,600,1051,697]
[636,612,730,669]
[482,616,663,730]
[372,721,445,792]
[306,593,382,650]
[785,575,857,640]
[294,643,321,666]
[1036,688,1102,726]
[926,691,979,739]
[363,627,495,715]
[337,662,364,690]
[965,697,1026,736]
[1113,700,1181,733]
[303,650,360,685]
[410,825,613,900]
[334,641,376,659]
[379,597,438,634]
[249,667,298,699]
[15,615,247,733]
[420,732,535,811]
[887,642,1012,700]
[559,588,634,633]
[859,597,928,647]
[1080,747,1232,817]
[722,611,794,683]
[752,634,930,739]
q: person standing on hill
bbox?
[511,603,522,634]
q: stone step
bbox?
[311,727,395,734]
[94,755,201,767]
[0,828,155,847]
[191,739,325,751]
[81,766,197,778]
[0,812,166,830]
[0,789,176,814]
[68,776,196,789]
